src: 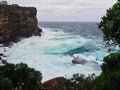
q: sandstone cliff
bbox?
[0,5,42,45]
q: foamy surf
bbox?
[0,27,110,82]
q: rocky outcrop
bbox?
[40,77,67,90]
[72,56,88,64]
[72,59,88,64]
[0,5,42,45]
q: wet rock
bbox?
[0,56,2,60]
[0,53,6,57]
[2,59,8,64]
[72,59,88,64]
[0,53,4,56]
[3,55,6,57]
[108,48,112,52]
[72,56,88,64]
[4,49,7,52]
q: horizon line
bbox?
[38,21,100,23]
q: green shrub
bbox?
[98,0,120,45]
[0,74,13,90]
[92,53,120,90]
[0,63,42,90]
[101,53,120,73]
[65,74,95,90]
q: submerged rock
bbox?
[0,5,42,45]
[86,61,101,70]
[72,59,88,64]
[71,56,101,70]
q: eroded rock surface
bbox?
[0,5,42,45]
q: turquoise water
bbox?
[1,22,119,82]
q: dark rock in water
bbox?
[108,48,115,52]
[72,59,88,64]
[3,55,6,57]
[0,56,2,60]
[72,57,88,64]
[0,5,42,45]
[0,53,4,56]
[4,49,7,52]
[2,59,8,64]
[108,48,112,52]
[72,57,101,70]
[41,77,67,90]
[0,53,6,57]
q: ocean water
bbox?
[1,22,119,82]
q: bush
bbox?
[92,53,120,90]
[98,0,120,45]
[65,74,95,90]
[0,74,13,90]
[101,53,120,73]
[0,63,42,90]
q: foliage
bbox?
[93,0,120,89]
[101,53,120,73]
[0,4,19,9]
[0,4,19,13]
[93,72,120,90]
[0,74,13,90]
[98,0,120,45]
[0,63,42,90]
[92,53,120,90]
[61,74,95,90]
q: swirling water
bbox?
[1,22,119,82]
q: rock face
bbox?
[72,56,88,64]
[72,59,88,64]
[0,5,42,45]
[41,77,67,90]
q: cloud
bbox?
[6,0,117,21]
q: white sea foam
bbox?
[1,27,104,82]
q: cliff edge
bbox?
[0,5,42,45]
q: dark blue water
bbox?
[39,22,103,38]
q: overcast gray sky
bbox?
[6,0,117,22]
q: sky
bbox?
[5,0,117,22]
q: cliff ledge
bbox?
[0,5,42,45]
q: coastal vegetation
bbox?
[0,3,19,9]
[0,63,42,90]
[92,0,120,89]
[92,53,120,90]
[98,0,120,45]
[64,74,95,90]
